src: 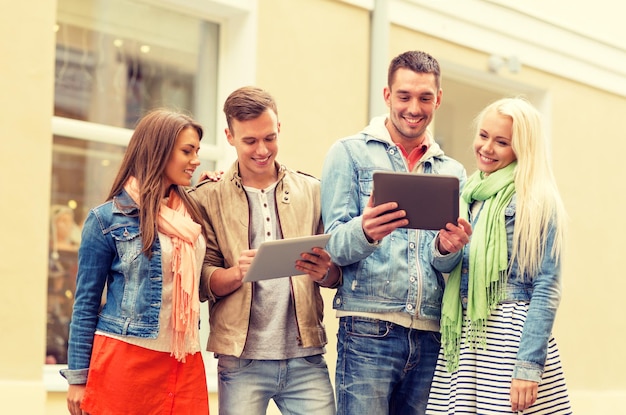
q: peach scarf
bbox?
[124,177,201,362]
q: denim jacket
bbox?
[432,195,563,382]
[60,191,165,385]
[321,115,466,327]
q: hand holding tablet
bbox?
[243,234,332,282]
[372,171,459,230]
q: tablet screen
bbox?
[243,234,332,282]
[372,171,459,230]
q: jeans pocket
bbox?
[345,316,391,338]
[302,354,325,366]
[427,330,442,345]
[217,355,255,375]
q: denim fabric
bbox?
[335,316,441,415]
[216,355,335,415]
[60,190,164,384]
[321,116,466,321]
[433,195,563,382]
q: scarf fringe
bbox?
[442,317,462,372]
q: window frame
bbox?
[44,117,219,392]
[45,0,257,393]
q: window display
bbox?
[47,0,219,368]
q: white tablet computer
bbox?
[372,171,460,230]
[243,234,332,282]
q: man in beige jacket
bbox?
[190,86,341,415]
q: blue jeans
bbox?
[217,355,335,415]
[335,316,441,415]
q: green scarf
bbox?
[440,161,517,372]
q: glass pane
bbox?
[47,136,126,364]
[48,0,220,367]
[46,135,215,365]
[54,0,217,130]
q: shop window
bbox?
[46,0,220,389]
[47,136,126,364]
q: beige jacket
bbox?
[190,161,329,357]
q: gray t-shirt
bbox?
[240,182,323,359]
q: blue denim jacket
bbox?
[60,191,164,384]
[432,195,563,382]
[321,116,466,324]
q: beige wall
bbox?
[253,2,626,413]
[390,27,626,411]
[2,0,624,414]
[0,0,57,414]
[256,0,371,179]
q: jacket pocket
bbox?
[110,226,142,263]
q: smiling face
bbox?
[163,126,201,188]
[226,108,280,188]
[473,109,517,176]
[383,67,442,148]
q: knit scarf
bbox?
[440,161,516,372]
[124,177,201,362]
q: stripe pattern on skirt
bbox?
[426,302,572,414]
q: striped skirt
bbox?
[426,302,572,414]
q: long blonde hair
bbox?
[475,97,567,278]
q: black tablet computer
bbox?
[372,171,459,230]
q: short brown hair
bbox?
[223,86,278,132]
[387,50,441,90]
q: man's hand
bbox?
[210,249,256,297]
[362,194,408,243]
[437,218,472,254]
[296,247,332,282]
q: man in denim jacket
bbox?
[321,50,467,415]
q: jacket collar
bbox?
[362,114,446,160]
[227,161,287,189]
[112,189,139,215]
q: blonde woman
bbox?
[427,97,572,414]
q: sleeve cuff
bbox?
[512,361,543,383]
[59,367,89,385]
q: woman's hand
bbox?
[67,384,88,415]
[510,378,538,412]
[199,170,224,182]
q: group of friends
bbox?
[60,50,573,415]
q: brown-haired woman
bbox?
[61,109,210,415]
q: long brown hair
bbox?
[107,109,205,257]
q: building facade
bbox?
[2,1,625,413]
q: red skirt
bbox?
[81,334,209,415]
